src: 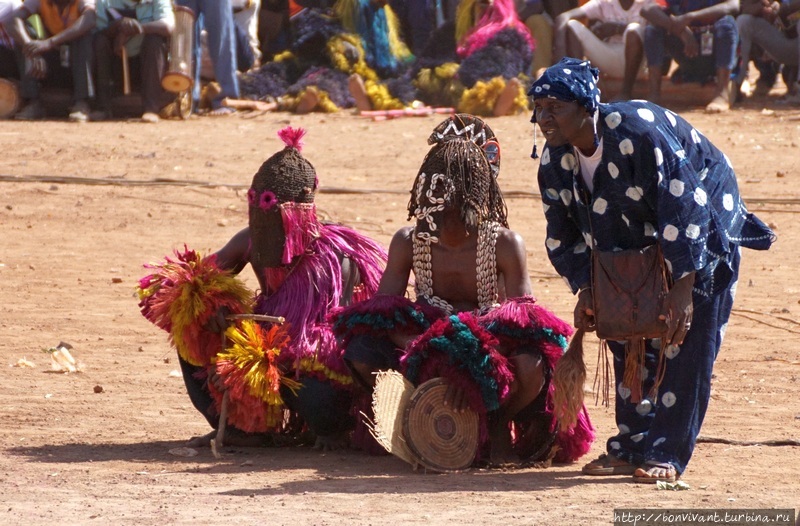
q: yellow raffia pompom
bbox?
[459,77,528,116]
[315,90,340,113]
[365,79,404,110]
[136,283,156,301]
[414,64,463,107]
[297,357,354,387]
[137,249,253,367]
[273,50,294,63]
[221,320,301,406]
[513,84,531,112]
[327,34,355,72]
[327,33,377,80]
[434,62,459,80]
[281,88,339,113]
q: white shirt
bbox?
[581,0,646,43]
[575,137,604,193]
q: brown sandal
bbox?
[581,453,638,476]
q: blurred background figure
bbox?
[0,0,21,81]
[233,0,261,69]
[93,0,175,122]
[6,0,96,121]
[552,0,647,99]
[734,0,800,103]
[641,0,739,113]
[176,0,240,115]
[517,0,578,77]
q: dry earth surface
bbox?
[1,93,799,525]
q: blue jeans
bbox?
[176,0,239,108]
[645,15,738,82]
[735,14,799,86]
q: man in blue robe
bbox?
[529,57,775,482]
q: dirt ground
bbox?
[1,94,799,525]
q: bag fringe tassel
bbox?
[552,328,586,432]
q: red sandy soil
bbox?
[0,94,799,525]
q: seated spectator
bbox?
[553,0,647,99]
[734,0,800,102]
[641,0,738,113]
[6,0,96,121]
[233,0,261,69]
[0,0,21,80]
[93,0,175,122]
[517,0,578,77]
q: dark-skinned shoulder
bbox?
[376,226,415,296]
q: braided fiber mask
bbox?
[249,129,319,269]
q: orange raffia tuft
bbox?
[136,247,252,367]
[278,126,306,152]
[213,320,301,432]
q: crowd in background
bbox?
[1,0,799,122]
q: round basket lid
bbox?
[0,78,20,119]
[369,370,417,465]
[402,377,479,472]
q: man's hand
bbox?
[203,306,232,334]
[118,17,143,36]
[763,1,780,22]
[668,13,689,35]
[659,272,695,346]
[679,27,699,57]
[574,287,596,331]
[590,21,623,40]
[209,370,226,392]
[27,56,47,79]
[113,32,129,56]
[23,38,54,58]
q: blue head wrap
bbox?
[526,57,602,158]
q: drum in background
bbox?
[0,78,20,119]
[162,6,195,93]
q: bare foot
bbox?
[492,77,521,117]
[488,424,520,467]
[705,95,730,113]
[312,431,350,452]
[186,430,215,448]
[633,461,678,483]
[348,73,372,112]
[207,106,236,117]
[706,82,731,113]
[295,87,320,114]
